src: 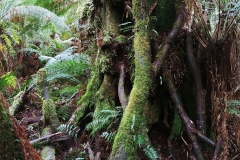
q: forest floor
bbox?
[14,93,215,160]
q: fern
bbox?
[3,6,71,33]
[0,72,17,91]
[143,145,158,160]
[135,134,158,160]
[53,85,80,97]
[85,107,122,136]
[56,105,71,122]
[101,131,116,142]
[227,100,240,117]
[57,124,80,139]
[45,53,90,84]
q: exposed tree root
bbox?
[118,63,128,109]
[212,137,222,160]
[164,70,215,160]
[152,3,185,76]
[186,32,206,134]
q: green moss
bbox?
[37,68,47,85]
[0,103,24,159]
[110,0,152,158]
[114,35,127,44]
[42,99,60,130]
[37,68,47,96]
[169,108,182,140]
[9,91,24,115]
[75,66,103,125]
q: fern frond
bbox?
[45,52,90,84]
[57,124,80,139]
[101,131,116,142]
[0,72,17,91]
[85,108,122,136]
[3,6,71,33]
[227,100,240,117]
[143,145,158,160]
[56,105,70,122]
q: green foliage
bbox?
[134,134,158,160]
[85,107,122,136]
[101,131,116,142]
[57,124,80,139]
[56,105,70,122]
[143,145,158,160]
[44,52,90,84]
[227,100,240,117]
[54,85,79,97]
[0,72,17,91]
[169,108,182,140]
[119,22,134,33]
[3,6,71,33]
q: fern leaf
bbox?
[0,72,17,91]
[3,6,71,34]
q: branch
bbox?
[30,132,69,145]
[186,32,206,134]
[152,4,184,76]
[118,64,128,109]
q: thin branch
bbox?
[30,132,69,145]
[152,3,184,76]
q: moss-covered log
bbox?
[110,0,152,159]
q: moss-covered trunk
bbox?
[110,0,152,159]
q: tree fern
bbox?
[3,6,71,34]
[45,52,90,84]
